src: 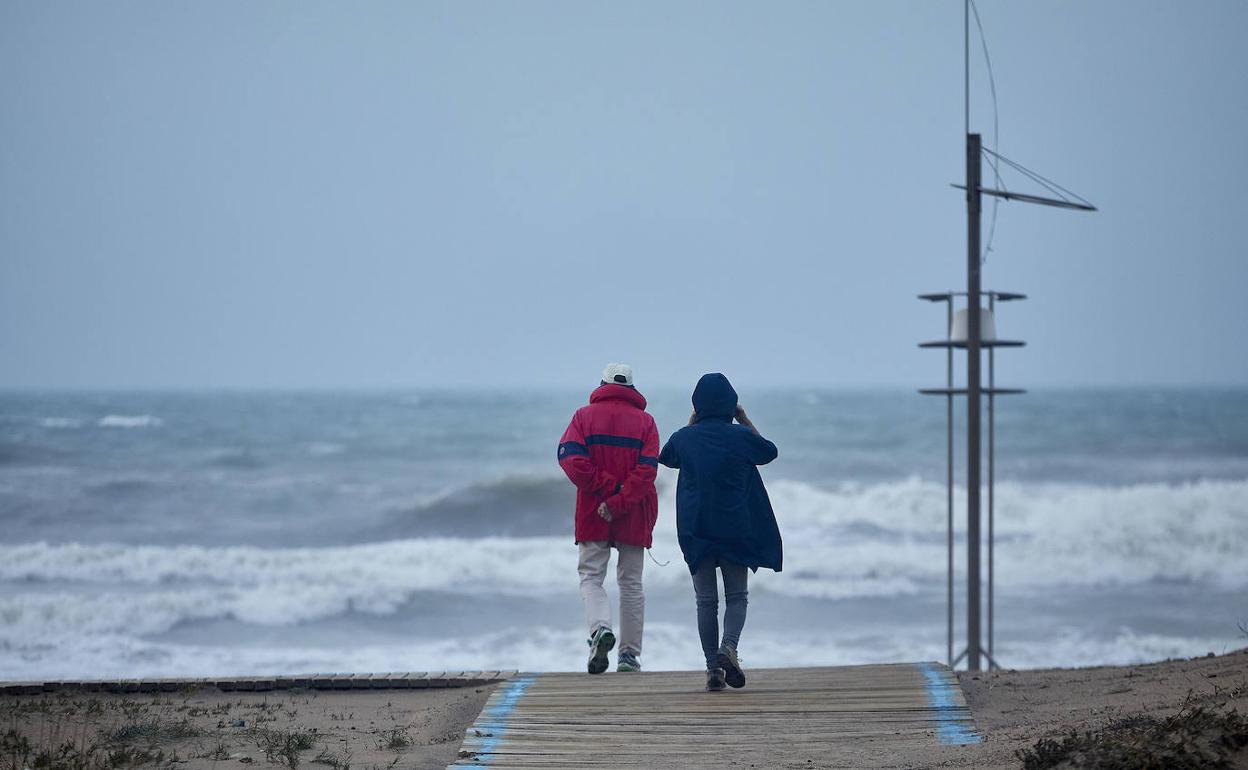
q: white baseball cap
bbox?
[601,363,634,387]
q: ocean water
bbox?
[1,388,1246,680]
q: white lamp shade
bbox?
[949,308,997,342]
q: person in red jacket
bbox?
[558,363,660,674]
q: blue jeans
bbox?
[691,554,748,670]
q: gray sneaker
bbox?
[617,651,641,673]
[716,644,745,689]
[586,626,615,675]
[705,667,726,692]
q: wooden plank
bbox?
[309,673,334,689]
[426,671,457,688]
[275,675,310,689]
[403,672,432,689]
[368,673,400,688]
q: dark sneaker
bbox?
[716,644,745,689]
[705,667,726,692]
[617,651,641,673]
[586,626,615,674]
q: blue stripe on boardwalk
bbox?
[916,663,982,745]
[469,676,536,761]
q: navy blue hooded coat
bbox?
[658,373,783,574]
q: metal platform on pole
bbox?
[918,287,1024,672]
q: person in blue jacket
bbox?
[658,373,781,692]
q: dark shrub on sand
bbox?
[1018,704,1248,769]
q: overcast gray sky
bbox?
[2,1,1245,389]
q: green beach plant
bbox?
[252,728,316,769]
[103,718,200,745]
[2,728,34,770]
[373,728,411,752]
[310,746,350,770]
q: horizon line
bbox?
[2,382,1247,393]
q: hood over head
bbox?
[692,373,738,422]
[590,382,647,410]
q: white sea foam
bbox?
[0,622,802,681]
[40,417,84,428]
[995,629,1248,671]
[0,619,1241,682]
[306,442,344,456]
[0,477,1244,648]
[0,538,578,643]
[766,475,1248,596]
[97,414,163,428]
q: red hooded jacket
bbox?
[558,384,660,547]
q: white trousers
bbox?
[577,541,645,656]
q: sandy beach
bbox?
[1,684,494,770]
[4,649,1246,769]
[955,646,1248,768]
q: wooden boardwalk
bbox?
[0,670,514,696]
[452,663,980,768]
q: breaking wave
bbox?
[2,477,1245,648]
[376,474,577,538]
[97,414,163,428]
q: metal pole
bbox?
[964,0,969,137]
[966,132,983,672]
[988,294,995,670]
[946,298,954,668]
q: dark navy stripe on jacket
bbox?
[558,441,589,460]
[584,434,644,450]
[638,455,659,467]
